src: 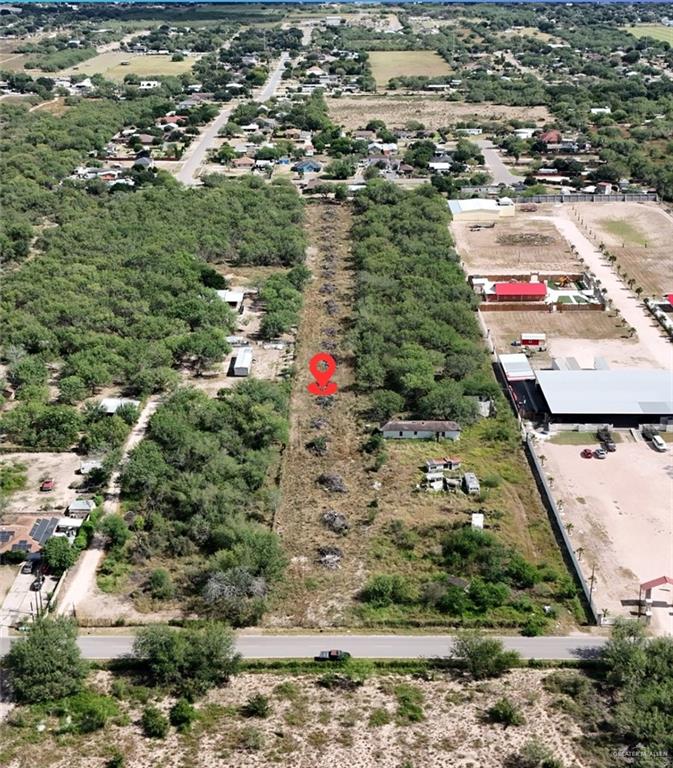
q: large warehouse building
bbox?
[533,369,673,426]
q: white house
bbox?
[67,499,96,518]
[79,459,103,475]
[216,289,244,310]
[381,420,461,441]
[233,347,253,377]
[98,397,140,415]
[139,80,161,90]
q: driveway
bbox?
[0,569,57,628]
[476,139,523,186]
[551,208,673,369]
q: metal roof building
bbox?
[535,369,673,424]
[499,353,535,382]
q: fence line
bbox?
[524,435,599,625]
[514,193,658,204]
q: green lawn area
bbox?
[600,218,648,247]
[367,50,450,88]
[548,432,622,446]
[626,25,673,44]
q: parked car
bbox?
[651,435,667,452]
[30,576,44,591]
[314,650,351,662]
[40,478,55,492]
[21,561,36,575]
[603,441,616,452]
[593,448,607,459]
[580,448,593,459]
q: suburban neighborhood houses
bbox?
[1,3,673,766]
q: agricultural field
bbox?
[367,50,451,88]
[45,51,197,80]
[572,202,673,296]
[0,42,30,72]
[626,24,673,44]
[327,95,550,131]
[452,209,581,276]
[482,309,649,369]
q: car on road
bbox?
[593,448,607,459]
[602,441,616,452]
[580,448,593,459]
[40,478,55,492]
[314,650,351,662]
[21,560,37,575]
[651,435,667,452]
[30,576,44,591]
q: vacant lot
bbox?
[368,50,450,88]
[572,202,673,295]
[327,96,550,131]
[452,210,580,276]
[483,310,644,367]
[46,51,196,80]
[0,669,590,768]
[539,438,673,636]
[0,452,82,517]
[626,24,673,44]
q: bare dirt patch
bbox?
[538,438,673,635]
[573,202,673,296]
[1,452,82,517]
[482,310,646,368]
[0,669,590,768]
[453,210,581,276]
[327,96,550,131]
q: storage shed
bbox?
[381,420,461,441]
[216,289,244,311]
[448,198,515,221]
[233,347,253,377]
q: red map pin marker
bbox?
[308,353,338,396]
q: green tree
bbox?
[43,536,77,574]
[6,617,87,703]
[452,632,520,680]
[99,514,130,550]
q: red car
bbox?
[40,478,55,492]
[580,449,593,459]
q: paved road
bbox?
[0,632,607,661]
[476,139,523,187]
[176,52,289,186]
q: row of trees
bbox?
[352,182,497,423]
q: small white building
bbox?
[98,397,140,415]
[80,459,103,475]
[67,499,96,518]
[381,420,461,441]
[216,289,244,311]
[462,472,481,495]
[448,198,515,221]
[139,80,161,90]
[233,347,253,377]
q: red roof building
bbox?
[538,129,562,144]
[492,282,547,302]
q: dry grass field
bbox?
[482,309,646,368]
[49,51,196,80]
[327,96,551,131]
[626,24,673,44]
[452,210,580,276]
[368,50,451,88]
[0,669,595,768]
[572,202,673,296]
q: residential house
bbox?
[67,499,96,519]
[425,457,462,472]
[216,289,244,310]
[292,160,322,173]
[98,397,140,415]
[139,80,161,91]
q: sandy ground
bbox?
[1,670,590,768]
[1,452,82,517]
[574,201,673,295]
[452,209,581,276]
[482,310,649,368]
[538,439,673,634]
[327,96,551,131]
[551,208,673,370]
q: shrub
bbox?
[394,684,424,724]
[106,752,125,768]
[452,632,520,680]
[521,615,548,637]
[487,697,525,727]
[148,568,174,600]
[360,574,416,607]
[241,693,271,718]
[542,671,591,701]
[237,726,264,751]
[169,698,196,731]
[368,707,391,727]
[142,706,169,738]
[55,691,119,734]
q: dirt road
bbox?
[551,208,673,369]
[56,398,159,618]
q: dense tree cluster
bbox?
[120,382,289,624]
[259,265,311,340]
[352,182,494,423]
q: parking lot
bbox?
[539,436,673,634]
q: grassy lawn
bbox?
[626,25,673,44]
[548,431,622,446]
[367,50,450,88]
[600,218,648,247]
[49,51,196,80]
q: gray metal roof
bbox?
[536,369,673,415]
[499,353,535,381]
